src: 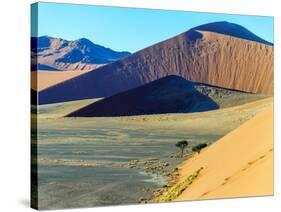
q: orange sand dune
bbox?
[38,22,273,105]
[31,70,92,91]
[176,101,273,201]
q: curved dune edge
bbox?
[173,101,273,201]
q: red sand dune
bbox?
[38,22,273,104]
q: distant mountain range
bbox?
[37,21,273,105]
[31,36,131,71]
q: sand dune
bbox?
[38,22,273,104]
[67,75,219,117]
[173,101,273,201]
[31,70,93,91]
[67,75,269,117]
[35,98,100,119]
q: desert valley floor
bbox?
[32,95,273,209]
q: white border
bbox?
[0,0,280,211]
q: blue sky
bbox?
[32,2,274,53]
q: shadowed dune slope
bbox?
[175,102,273,200]
[193,21,273,45]
[38,22,273,105]
[67,75,219,117]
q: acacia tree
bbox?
[176,140,189,158]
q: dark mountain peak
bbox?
[37,35,65,44]
[193,21,272,45]
[55,37,131,64]
[39,35,54,40]
[31,36,51,51]
[73,38,130,55]
[31,36,68,52]
[74,38,94,46]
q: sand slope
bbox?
[35,98,101,119]
[31,70,93,91]
[175,101,273,200]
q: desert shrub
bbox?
[192,143,207,154]
[176,140,189,157]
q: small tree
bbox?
[192,143,207,154]
[176,140,189,157]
